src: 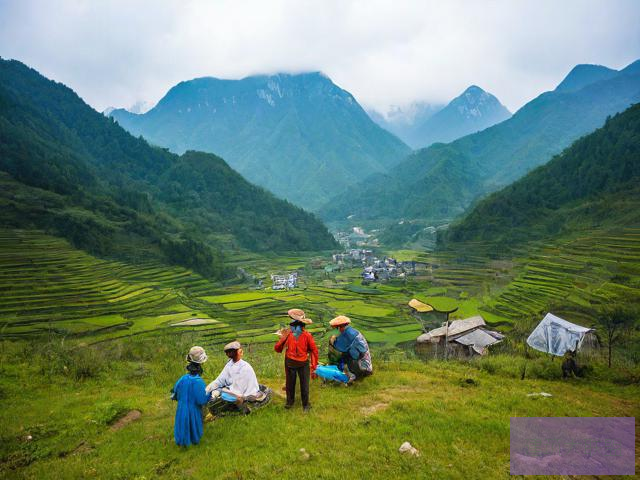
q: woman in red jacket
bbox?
[274,308,318,411]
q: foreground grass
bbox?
[1,337,638,479]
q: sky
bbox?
[1,0,639,115]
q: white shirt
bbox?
[206,359,260,398]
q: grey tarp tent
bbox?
[526,313,594,356]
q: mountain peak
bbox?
[555,64,618,93]
[448,86,510,119]
[462,85,486,95]
[108,70,409,210]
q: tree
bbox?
[596,306,636,368]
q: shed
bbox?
[526,313,595,356]
[417,315,504,357]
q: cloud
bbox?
[1,0,638,113]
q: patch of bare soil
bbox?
[110,410,142,431]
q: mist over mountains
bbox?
[368,86,511,149]
[320,60,640,230]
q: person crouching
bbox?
[329,315,373,382]
[274,308,318,411]
[171,346,211,447]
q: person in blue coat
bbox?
[171,346,211,447]
[328,316,373,382]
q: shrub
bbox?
[92,401,131,426]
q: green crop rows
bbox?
[3,226,639,349]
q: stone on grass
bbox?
[399,441,420,456]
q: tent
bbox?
[526,313,594,356]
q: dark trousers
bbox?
[285,358,310,407]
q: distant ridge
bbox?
[445,103,640,245]
[0,59,338,277]
[110,72,410,210]
[368,86,510,149]
[320,60,640,229]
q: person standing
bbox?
[171,346,211,447]
[274,308,318,411]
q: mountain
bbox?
[367,102,443,148]
[411,86,511,148]
[444,103,640,246]
[368,86,510,149]
[320,60,640,228]
[554,64,618,93]
[0,58,337,277]
[109,73,410,210]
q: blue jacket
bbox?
[334,326,365,359]
[172,373,210,446]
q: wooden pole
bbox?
[444,312,450,361]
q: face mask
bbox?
[292,325,303,338]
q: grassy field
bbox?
[1,336,638,480]
[1,227,639,477]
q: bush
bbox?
[37,340,108,380]
[92,401,131,426]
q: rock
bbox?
[399,441,420,456]
[526,392,552,398]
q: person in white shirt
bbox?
[206,341,260,400]
[205,341,272,419]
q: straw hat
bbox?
[329,315,351,327]
[186,346,208,364]
[288,308,312,325]
[223,341,242,352]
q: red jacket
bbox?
[274,330,318,371]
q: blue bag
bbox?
[221,392,237,402]
[315,365,349,383]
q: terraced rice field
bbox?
[3,226,638,350]
[0,230,222,342]
[482,228,640,326]
[0,229,425,350]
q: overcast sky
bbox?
[1,0,639,115]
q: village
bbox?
[259,237,599,368]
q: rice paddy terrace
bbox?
[417,227,640,330]
[0,230,425,349]
[2,226,639,349]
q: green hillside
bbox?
[110,73,410,210]
[0,59,337,277]
[2,335,637,479]
[320,60,640,228]
[446,103,640,245]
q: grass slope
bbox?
[1,338,638,479]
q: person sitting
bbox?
[561,350,582,379]
[171,346,211,447]
[205,341,271,417]
[329,315,373,382]
[274,308,318,411]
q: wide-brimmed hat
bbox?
[288,308,312,325]
[223,341,242,352]
[186,346,208,364]
[329,315,351,327]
